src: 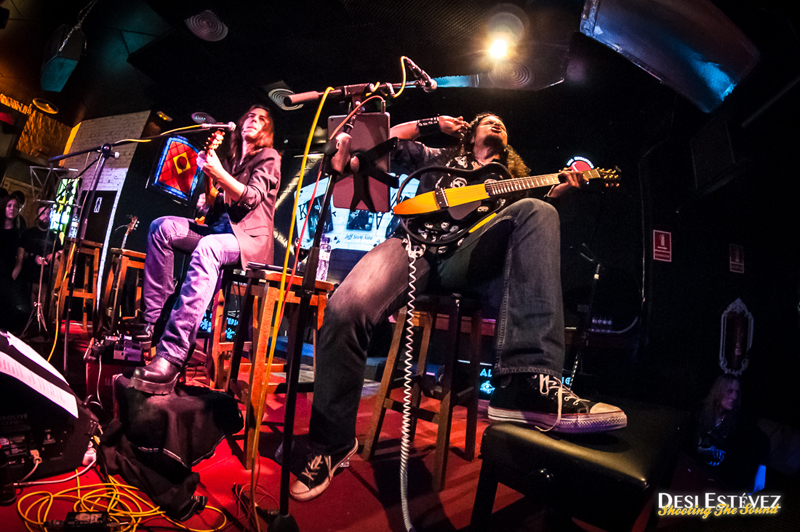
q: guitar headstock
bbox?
[125,215,139,235]
[205,130,225,153]
[585,167,620,188]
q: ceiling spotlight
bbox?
[261,81,303,111]
[191,111,216,124]
[486,3,528,60]
[488,38,509,59]
[185,10,228,42]
[156,111,173,122]
[32,98,58,114]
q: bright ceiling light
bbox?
[488,38,509,59]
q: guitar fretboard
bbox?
[485,169,600,197]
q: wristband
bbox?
[416,117,441,137]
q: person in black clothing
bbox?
[20,204,61,304]
[0,194,27,330]
[695,373,770,492]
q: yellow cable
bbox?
[16,477,228,532]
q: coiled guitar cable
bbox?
[399,238,424,532]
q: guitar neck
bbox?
[485,173,562,196]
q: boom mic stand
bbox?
[49,144,118,376]
[47,126,224,377]
[267,98,396,532]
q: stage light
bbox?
[486,4,527,58]
[488,38,509,59]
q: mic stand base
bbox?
[267,513,300,532]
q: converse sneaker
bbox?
[488,373,627,433]
[289,439,359,501]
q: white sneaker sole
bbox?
[488,406,628,433]
[290,439,359,502]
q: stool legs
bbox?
[361,297,482,492]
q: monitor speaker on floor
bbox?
[0,332,98,482]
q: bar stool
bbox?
[210,266,334,469]
[361,294,485,492]
[51,239,103,332]
[96,248,146,334]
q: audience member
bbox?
[695,374,770,492]
[0,195,28,330]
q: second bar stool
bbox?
[361,293,486,492]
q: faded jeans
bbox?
[143,216,241,366]
[309,198,565,455]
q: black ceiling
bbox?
[1,0,798,154]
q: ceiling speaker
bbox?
[41,25,85,92]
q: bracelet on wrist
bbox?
[416,117,441,137]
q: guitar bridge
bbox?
[433,187,450,209]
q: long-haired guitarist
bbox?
[291,112,626,502]
[131,104,280,395]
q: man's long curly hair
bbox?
[446,113,530,178]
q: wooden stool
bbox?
[471,400,688,532]
[96,248,146,334]
[51,239,102,332]
[206,267,251,391]
[217,267,334,469]
[361,294,484,492]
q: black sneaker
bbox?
[289,439,359,502]
[488,373,627,433]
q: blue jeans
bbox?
[309,198,565,455]
[143,216,241,366]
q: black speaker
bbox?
[0,332,99,482]
[41,24,85,92]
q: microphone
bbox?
[405,58,437,93]
[200,122,237,131]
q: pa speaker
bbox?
[41,24,85,92]
[0,332,99,481]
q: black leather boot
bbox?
[130,356,181,395]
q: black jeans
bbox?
[308,198,565,455]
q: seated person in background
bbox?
[695,374,770,492]
[11,190,27,230]
[290,112,627,501]
[130,104,281,395]
[0,194,27,330]
[20,205,62,288]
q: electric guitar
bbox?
[194,129,226,225]
[394,163,619,247]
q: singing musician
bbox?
[290,113,627,501]
[131,105,280,394]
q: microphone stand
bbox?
[48,126,224,378]
[268,96,392,532]
[49,144,117,377]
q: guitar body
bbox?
[396,163,619,249]
[399,164,515,250]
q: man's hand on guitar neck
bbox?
[197,149,224,182]
[548,168,587,199]
[197,148,245,202]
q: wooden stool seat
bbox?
[361,294,485,492]
[210,266,334,469]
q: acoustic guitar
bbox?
[194,129,226,225]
